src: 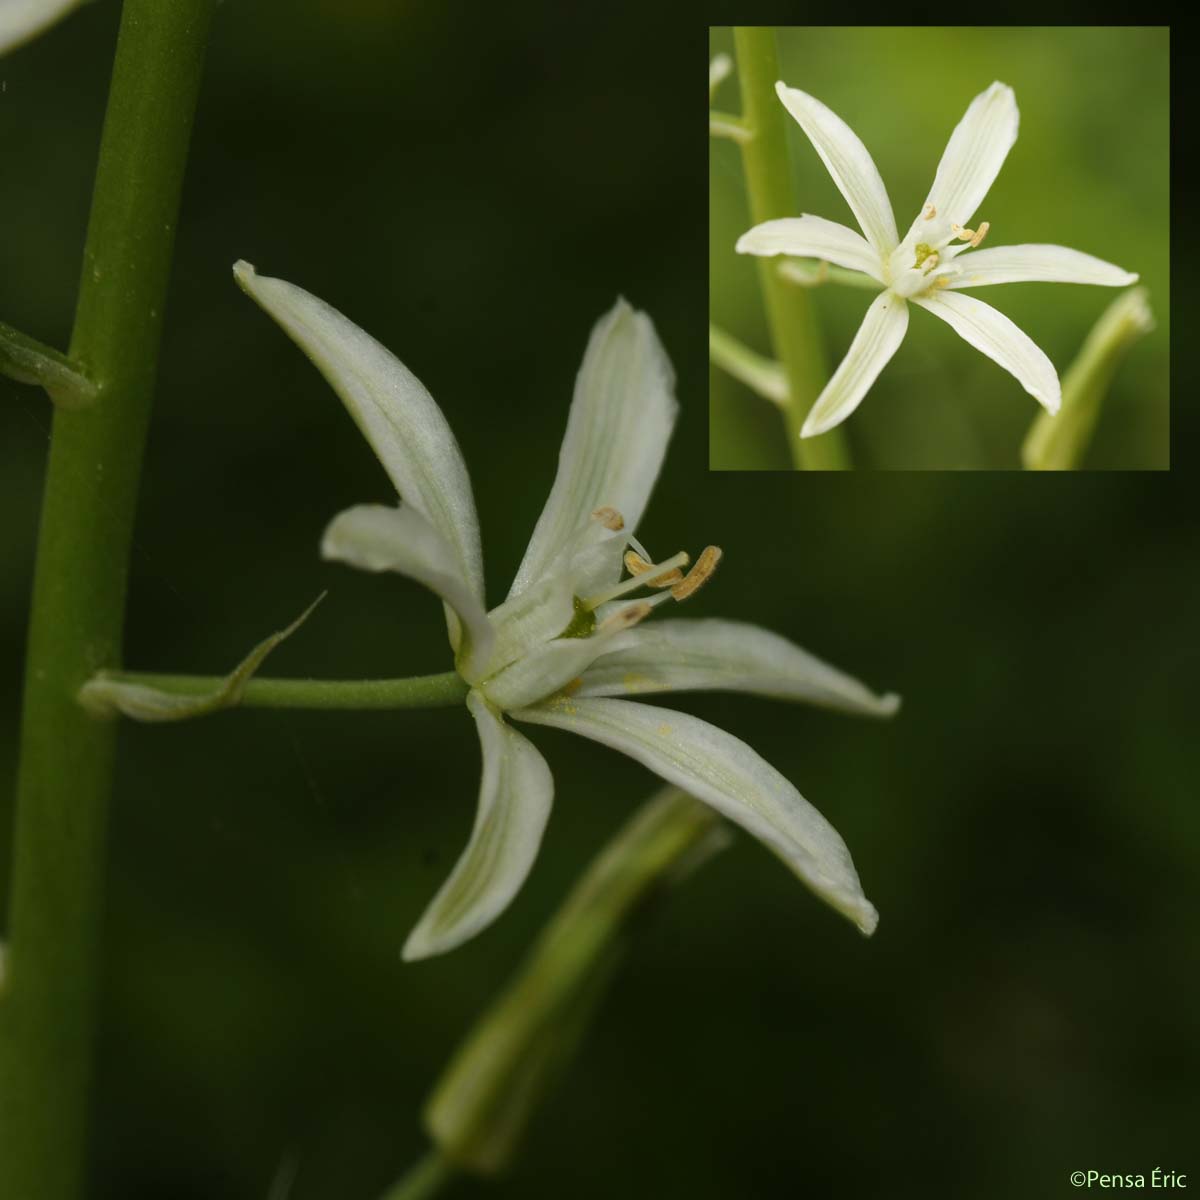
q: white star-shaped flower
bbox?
[235,262,899,959]
[737,81,1138,438]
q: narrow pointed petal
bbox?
[946,244,1139,289]
[513,697,878,934]
[403,693,554,961]
[322,504,494,680]
[576,619,900,717]
[234,262,484,600]
[774,83,898,256]
[509,299,677,599]
[913,290,1060,414]
[736,215,885,283]
[903,82,1018,248]
[0,0,82,53]
[801,291,908,438]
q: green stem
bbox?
[97,670,470,711]
[378,1150,456,1200]
[709,322,787,406]
[733,26,849,470]
[0,4,217,1199]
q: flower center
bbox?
[889,216,991,299]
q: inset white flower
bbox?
[737,81,1138,437]
[235,261,898,959]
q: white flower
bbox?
[737,81,1138,438]
[234,261,899,959]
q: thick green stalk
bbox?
[1021,287,1153,470]
[0,4,216,1199]
[733,27,849,470]
[93,670,470,712]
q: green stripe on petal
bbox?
[774,82,899,257]
[946,243,1139,289]
[513,696,878,935]
[802,291,908,438]
[402,692,554,961]
[902,81,1018,250]
[736,214,885,282]
[234,262,484,601]
[576,618,900,716]
[913,289,1060,414]
[508,299,677,599]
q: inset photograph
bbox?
[709,26,1169,470]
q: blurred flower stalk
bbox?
[380,787,731,1197]
[1022,287,1155,470]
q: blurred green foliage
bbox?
[710,27,1169,470]
[1,11,1193,1200]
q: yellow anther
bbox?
[671,545,722,601]
[934,275,952,289]
[921,251,940,273]
[592,506,624,531]
[923,203,936,220]
[624,550,685,586]
[969,221,989,248]
[950,223,975,242]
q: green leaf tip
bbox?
[78,593,325,722]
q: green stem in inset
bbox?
[709,322,787,406]
[733,26,849,470]
[1021,287,1154,471]
[0,4,217,1199]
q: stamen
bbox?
[923,203,936,220]
[671,545,722,601]
[598,601,653,634]
[592,506,624,531]
[969,221,989,248]
[950,223,975,242]
[582,550,690,608]
[921,251,940,274]
[624,550,684,586]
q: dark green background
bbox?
[710,26,1170,470]
[2,10,1193,1199]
